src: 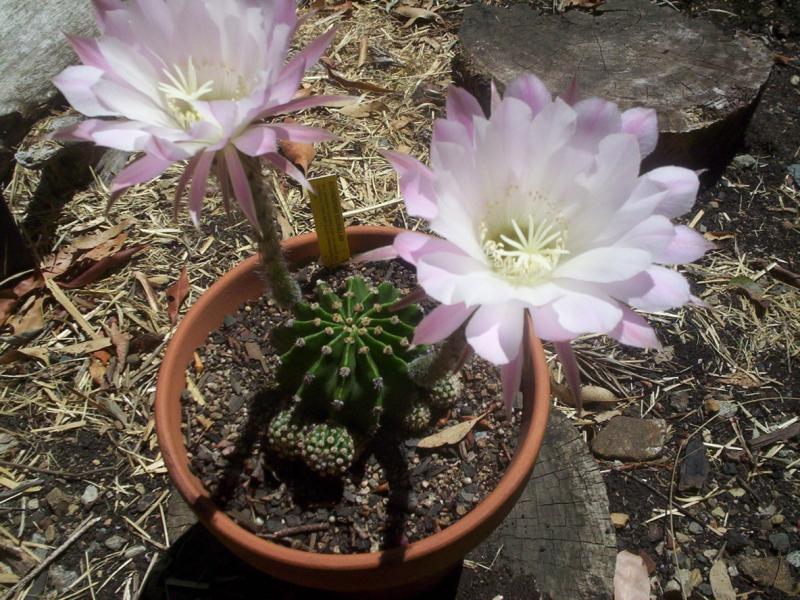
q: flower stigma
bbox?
[158,57,252,129]
[480,213,569,283]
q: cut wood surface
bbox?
[455,0,773,174]
[462,409,617,599]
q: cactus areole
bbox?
[154,227,551,594]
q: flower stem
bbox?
[243,157,302,310]
[407,326,468,388]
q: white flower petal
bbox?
[465,303,524,365]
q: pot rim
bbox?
[155,225,550,573]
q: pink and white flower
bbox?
[53,0,346,228]
[374,75,712,410]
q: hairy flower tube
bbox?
[369,74,713,411]
[52,0,345,229]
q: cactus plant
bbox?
[269,275,433,475]
[302,422,355,477]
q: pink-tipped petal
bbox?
[352,244,398,263]
[504,73,551,116]
[188,152,215,227]
[109,153,174,201]
[465,303,524,365]
[66,35,109,69]
[555,247,652,283]
[445,86,485,136]
[382,150,438,220]
[52,66,113,117]
[624,266,691,312]
[267,122,336,143]
[572,97,622,151]
[223,146,258,228]
[551,292,623,335]
[646,166,700,219]
[501,351,524,414]
[655,225,714,264]
[260,94,354,117]
[608,307,661,349]
[263,151,311,190]
[413,302,474,346]
[622,107,658,157]
[284,27,335,74]
[233,126,279,156]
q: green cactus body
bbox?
[274,276,425,436]
[302,422,355,477]
[402,400,431,434]
[266,406,306,459]
[426,374,463,411]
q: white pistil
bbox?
[481,214,569,283]
[158,57,214,129]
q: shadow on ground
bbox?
[140,523,463,600]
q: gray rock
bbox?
[688,521,704,535]
[0,1,97,178]
[48,565,78,591]
[590,416,667,461]
[123,545,147,559]
[733,154,757,169]
[104,535,126,551]
[787,550,800,569]
[80,484,98,507]
[45,487,71,516]
[769,532,791,553]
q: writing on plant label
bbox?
[308,175,350,266]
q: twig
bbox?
[44,278,102,340]
[272,523,329,539]
[0,459,116,480]
[133,552,160,600]
[669,441,688,600]
[0,516,100,600]
[0,478,43,501]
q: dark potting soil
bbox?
[184,259,521,554]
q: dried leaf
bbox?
[727,275,770,315]
[749,422,800,450]
[71,219,132,250]
[59,244,147,289]
[89,358,107,386]
[83,232,128,261]
[709,560,736,600]
[357,36,369,67]
[278,119,315,174]
[339,100,388,118]
[394,5,443,27]
[704,231,735,241]
[417,411,489,448]
[322,62,394,94]
[614,550,650,600]
[0,275,44,326]
[0,346,49,366]
[6,296,44,336]
[40,246,77,279]
[107,320,131,374]
[167,267,190,325]
[57,338,112,354]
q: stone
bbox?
[791,75,800,86]
[738,556,797,594]
[787,551,800,569]
[675,531,691,544]
[646,522,663,543]
[0,1,97,180]
[45,487,71,517]
[80,484,98,507]
[104,535,126,551]
[704,397,721,413]
[669,392,690,412]
[769,532,791,553]
[675,568,703,597]
[679,437,710,492]
[610,513,629,529]
[771,514,785,526]
[590,416,667,461]
[726,531,750,554]
[123,545,146,559]
[717,401,738,418]
[48,565,78,591]
[733,154,757,169]
[688,521,704,535]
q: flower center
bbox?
[157,57,251,129]
[480,214,569,283]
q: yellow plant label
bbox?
[308,175,350,266]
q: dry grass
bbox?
[0,1,798,598]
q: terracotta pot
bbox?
[155,226,551,596]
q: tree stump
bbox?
[462,410,617,599]
[455,0,773,176]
